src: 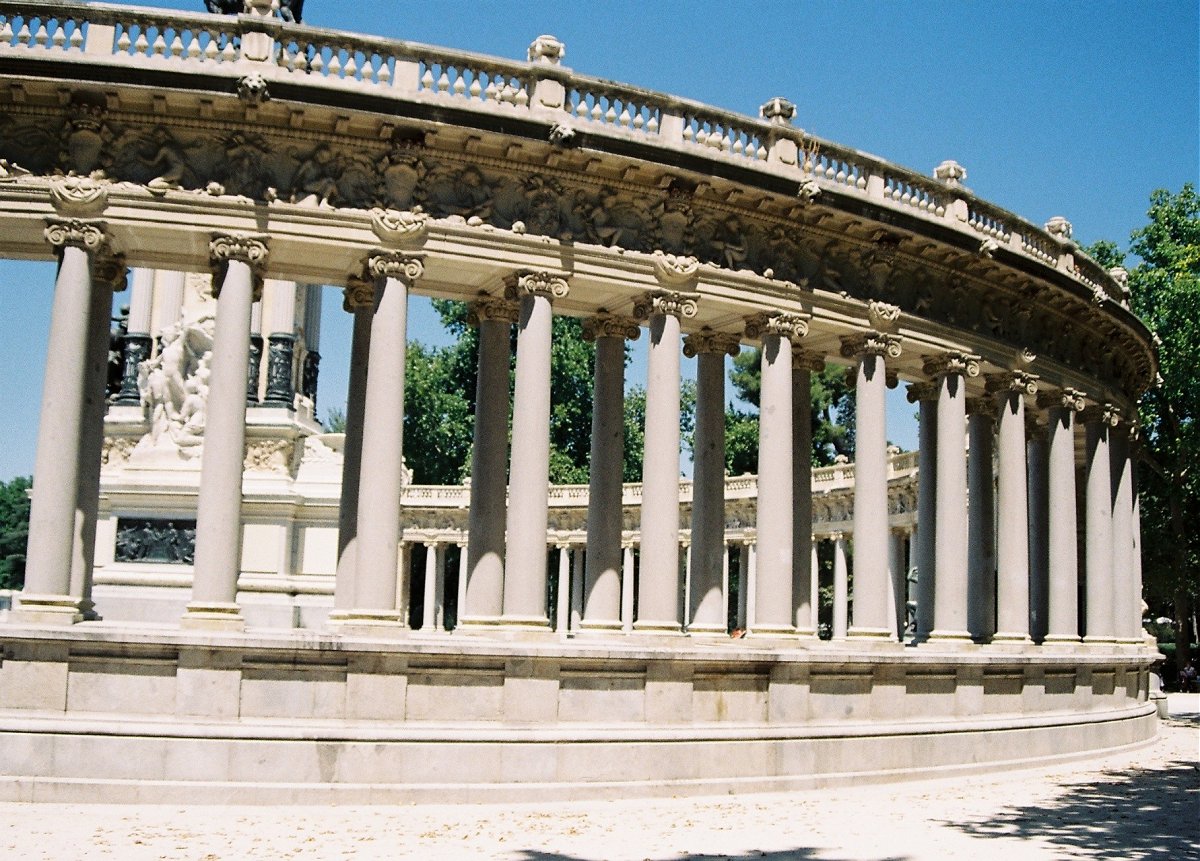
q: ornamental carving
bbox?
[548,122,578,147]
[342,276,375,312]
[135,310,216,457]
[237,73,271,106]
[633,289,699,320]
[979,237,1000,258]
[651,250,701,287]
[1044,216,1073,242]
[115,518,195,565]
[933,160,967,187]
[49,176,108,216]
[1079,403,1120,427]
[244,439,294,474]
[505,270,570,300]
[867,300,901,332]
[985,370,1039,397]
[101,436,136,467]
[922,351,981,379]
[839,332,902,360]
[466,294,520,326]
[527,34,565,64]
[683,327,741,358]
[966,397,996,419]
[906,381,939,403]
[44,218,107,253]
[582,312,641,342]
[744,311,810,341]
[366,251,424,283]
[792,347,826,373]
[210,234,269,299]
[1036,387,1086,412]
[92,254,128,293]
[370,207,429,246]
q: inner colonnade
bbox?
[0,1,1160,800]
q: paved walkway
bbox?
[2,699,1196,861]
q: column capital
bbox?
[744,310,810,342]
[922,350,980,380]
[92,253,128,293]
[582,311,641,342]
[1025,410,1046,439]
[966,396,997,419]
[839,331,902,360]
[43,217,109,254]
[683,326,740,357]
[1079,402,1121,427]
[504,269,570,300]
[633,288,699,320]
[342,275,375,312]
[792,347,826,372]
[467,293,520,325]
[366,250,424,283]
[985,369,1039,397]
[906,380,940,403]
[1036,387,1086,412]
[210,232,269,299]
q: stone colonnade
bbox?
[14,230,1145,647]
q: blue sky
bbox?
[0,1,1196,480]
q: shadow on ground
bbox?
[516,852,911,861]
[941,759,1200,861]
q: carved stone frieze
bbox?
[743,310,810,342]
[466,294,520,326]
[633,289,699,320]
[922,351,981,379]
[244,439,295,474]
[839,331,902,360]
[582,311,641,342]
[366,251,424,283]
[504,270,570,300]
[101,436,136,467]
[683,327,741,358]
[44,218,107,253]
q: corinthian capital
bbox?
[1036,387,1086,413]
[633,289,699,320]
[342,276,375,312]
[839,331,902,360]
[744,310,810,342]
[683,327,741,358]
[504,270,570,301]
[44,218,108,253]
[985,369,1039,397]
[367,251,424,283]
[582,311,641,342]
[467,294,520,326]
[922,350,980,379]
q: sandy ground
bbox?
[1,696,1196,861]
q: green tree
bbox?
[1090,184,1200,670]
[0,476,31,590]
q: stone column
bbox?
[114,267,153,406]
[747,313,809,637]
[633,287,698,633]
[888,528,907,639]
[1110,421,1136,643]
[1131,462,1144,642]
[346,252,422,623]
[69,255,127,620]
[621,542,635,632]
[1026,413,1050,643]
[456,540,468,627]
[332,279,374,611]
[925,351,980,643]
[461,295,517,626]
[793,350,824,637]
[262,279,298,408]
[1081,403,1118,644]
[840,322,902,640]
[555,544,571,633]
[300,283,322,406]
[966,396,996,642]
[183,233,269,629]
[908,383,939,640]
[421,542,444,631]
[582,313,640,631]
[832,532,849,640]
[247,299,263,406]
[502,271,570,628]
[810,541,820,633]
[151,269,186,345]
[989,370,1039,643]
[1041,389,1085,643]
[571,547,584,631]
[683,328,741,634]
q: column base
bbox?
[925,629,975,648]
[793,627,818,639]
[576,619,625,635]
[632,620,684,636]
[326,610,407,636]
[493,616,553,640]
[7,594,83,626]
[991,632,1032,645]
[684,622,730,638]
[454,615,506,632]
[180,602,245,632]
[1082,635,1119,647]
[847,626,895,640]
[746,624,796,640]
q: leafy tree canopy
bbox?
[0,476,31,590]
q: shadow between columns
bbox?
[937,757,1200,861]
[516,852,911,861]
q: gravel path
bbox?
[2,700,1196,861]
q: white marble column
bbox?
[832,532,849,640]
[333,280,374,612]
[1026,413,1050,643]
[1131,465,1144,642]
[183,234,269,629]
[151,269,186,340]
[503,272,569,628]
[1041,389,1085,643]
[421,542,445,631]
[634,288,698,632]
[810,541,820,633]
[571,547,584,631]
[748,313,808,636]
[925,352,980,643]
[462,296,517,626]
[887,528,907,639]
[840,328,902,640]
[555,544,571,633]
[793,350,823,637]
[621,542,635,632]
[683,329,739,634]
[582,313,640,631]
[990,370,1038,643]
[966,397,996,643]
[1110,421,1136,643]
[908,383,938,640]
[346,253,422,622]
[1082,403,1118,644]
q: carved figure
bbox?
[222,133,273,198]
[378,140,425,210]
[137,313,215,455]
[290,144,340,206]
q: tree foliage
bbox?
[0,476,31,590]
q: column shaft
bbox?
[1046,404,1080,641]
[994,386,1031,642]
[967,406,996,642]
[887,530,906,639]
[1084,413,1114,642]
[914,395,937,639]
[555,545,571,632]
[1110,427,1135,641]
[931,368,971,641]
[688,348,728,632]
[793,367,815,635]
[754,333,793,634]
[333,302,372,610]
[583,334,626,628]
[1027,427,1050,642]
[850,351,890,637]
[832,534,848,639]
[621,544,635,632]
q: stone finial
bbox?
[370,207,428,247]
[683,327,741,358]
[582,311,641,342]
[759,97,796,126]
[744,310,810,342]
[1044,216,1073,241]
[528,34,565,65]
[933,160,967,187]
[1109,266,1131,307]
